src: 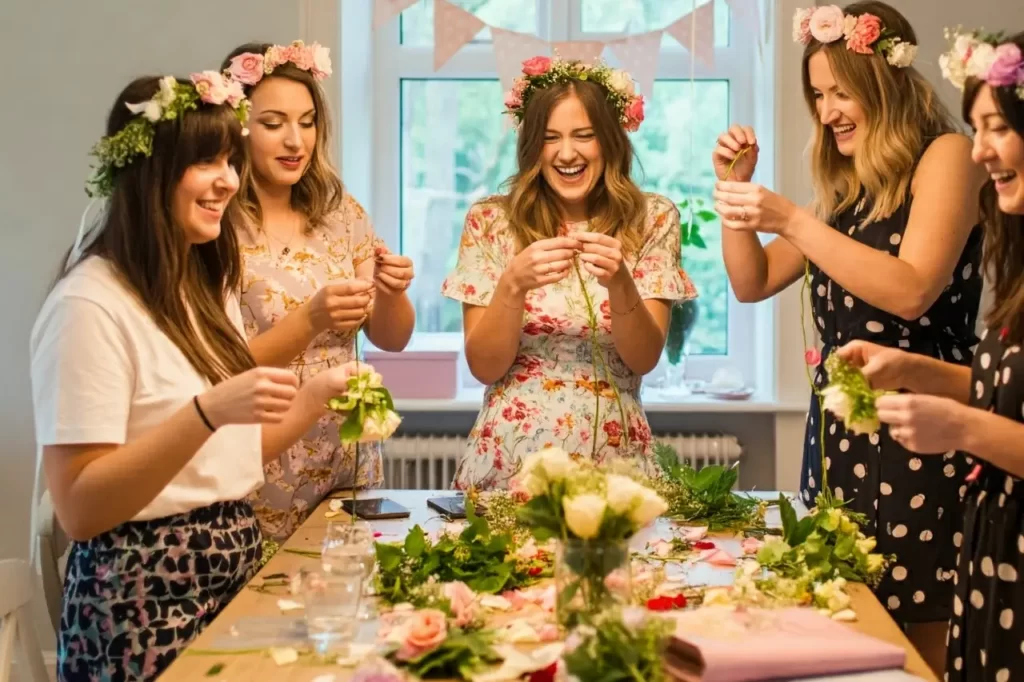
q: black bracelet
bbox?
[193,395,216,432]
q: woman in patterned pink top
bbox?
[221,41,416,539]
[442,58,696,490]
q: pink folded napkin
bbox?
[664,607,906,682]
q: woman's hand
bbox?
[712,125,759,182]
[306,279,374,333]
[305,360,364,406]
[569,231,630,289]
[503,237,580,294]
[373,246,415,296]
[713,181,802,235]
[836,341,915,392]
[198,367,300,427]
[876,393,968,454]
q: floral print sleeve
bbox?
[341,192,386,267]
[441,200,508,307]
[631,194,698,302]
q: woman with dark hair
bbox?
[31,73,360,681]
[839,29,1024,680]
[442,57,696,490]
[221,41,415,539]
[711,3,987,666]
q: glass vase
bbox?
[554,538,632,630]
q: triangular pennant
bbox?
[725,0,763,58]
[608,30,663,97]
[552,41,606,65]
[492,27,551,93]
[666,2,716,69]
[372,0,419,30]
[433,0,486,71]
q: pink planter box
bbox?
[363,350,459,399]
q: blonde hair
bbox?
[500,80,647,256]
[801,1,956,226]
[222,43,344,231]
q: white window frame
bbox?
[341,0,775,397]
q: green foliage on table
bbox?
[561,608,673,682]
[374,503,543,604]
[653,442,765,531]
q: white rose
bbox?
[312,43,333,76]
[125,99,163,122]
[607,70,635,96]
[886,41,917,68]
[842,14,858,38]
[563,494,606,539]
[367,371,384,388]
[537,446,572,481]
[604,474,646,514]
[820,385,851,421]
[158,76,177,106]
[966,42,996,79]
[940,53,967,89]
[359,409,401,442]
[629,487,668,527]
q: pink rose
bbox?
[225,79,246,108]
[396,609,447,661]
[846,14,882,55]
[804,347,821,366]
[287,42,314,71]
[623,96,645,132]
[310,42,333,79]
[190,71,230,105]
[442,581,478,628]
[264,45,288,73]
[228,53,264,85]
[809,5,846,44]
[504,88,522,109]
[521,56,552,76]
[987,43,1024,87]
[793,8,813,45]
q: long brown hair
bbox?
[59,76,256,384]
[801,1,957,225]
[501,79,647,256]
[963,31,1024,340]
[222,43,344,231]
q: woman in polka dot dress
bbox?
[711,3,985,669]
[842,29,1024,681]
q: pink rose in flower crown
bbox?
[793,8,813,45]
[846,14,882,55]
[225,79,246,108]
[623,96,645,132]
[287,43,314,71]
[396,609,447,661]
[442,581,478,628]
[987,43,1024,87]
[504,88,523,109]
[190,71,230,105]
[264,45,289,73]
[310,42,333,79]
[522,56,552,76]
[229,53,264,85]
[809,5,846,44]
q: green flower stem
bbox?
[799,259,832,508]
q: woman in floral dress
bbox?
[222,41,416,539]
[442,57,696,490]
[843,30,1024,681]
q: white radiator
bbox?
[381,434,744,490]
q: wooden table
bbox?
[162,490,937,681]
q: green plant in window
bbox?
[665,198,714,364]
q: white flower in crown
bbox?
[126,98,164,123]
[607,69,635,96]
[886,41,918,68]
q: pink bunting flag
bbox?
[372,0,419,30]
[725,0,763,57]
[433,0,486,71]
[666,1,716,69]
[492,27,551,93]
[608,30,663,97]
[552,40,606,65]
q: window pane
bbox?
[400,78,730,354]
[400,79,518,333]
[400,0,538,46]
[581,0,730,48]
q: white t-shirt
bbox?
[30,256,265,522]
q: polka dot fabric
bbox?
[800,183,983,624]
[947,327,1024,680]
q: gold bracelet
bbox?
[610,295,642,316]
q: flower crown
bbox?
[793,5,917,68]
[85,73,249,198]
[503,55,645,132]
[227,39,332,86]
[939,28,1024,100]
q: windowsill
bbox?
[393,386,807,414]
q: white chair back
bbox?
[0,559,49,682]
[34,491,67,636]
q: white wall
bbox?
[1,0,1021,653]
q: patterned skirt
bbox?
[947,468,1024,680]
[58,500,262,682]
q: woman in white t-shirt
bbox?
[31,74,360,682]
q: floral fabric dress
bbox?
[239,194,385,540]
[441,193,696,490]
[802,182,983,624]
[946,326,1024,680]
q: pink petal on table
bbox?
[677,526,708,542]
[741,537,764,555]
[698,548,737,566]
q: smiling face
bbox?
[808,51,867,157]
[170,154,240,244]
[970,84,1024,215]
[246,76,317,188]
[539,92,606,220]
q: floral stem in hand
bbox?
[725,146,750,181]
